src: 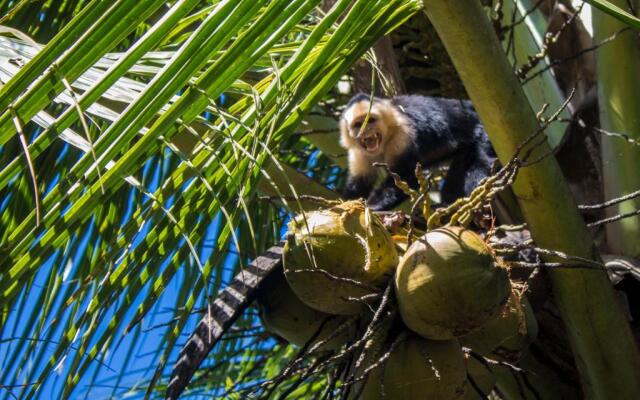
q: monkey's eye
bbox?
[352,117,376,130]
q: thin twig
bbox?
[287,269,379,291]
[587,209,640,228]
[579,188,640,211]
[523,28,629,85]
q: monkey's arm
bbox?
[366,160,418,211]
[440,146,493,204]
[365,175,408,211]
[342,173,376,200]
[166,244,284,400]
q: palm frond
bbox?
[0,0,421,398]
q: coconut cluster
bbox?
[258,201,538,399]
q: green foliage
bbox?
[584,0,640,29]
[0,0,421,398]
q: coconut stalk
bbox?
[422,1,640,398]
[592,1,640,257]
[258,161,339,210]
[301,114,347,168]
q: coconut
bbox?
[258,271,354,351]
[460,291,538,362]
[395,226,511,340]
[361,334,467,399]
[284,201,398,315]
[461,353,496,399]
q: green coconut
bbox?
[395,226,511,340]
[284,201,398,315]
[257,271,355,351]
[461,353,496,399]
[460,291,538,362]
[361,334,467,400]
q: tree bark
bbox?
[350,37,406,96]
[593,1,640,257]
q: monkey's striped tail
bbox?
[166,243,284,399]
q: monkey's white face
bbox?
[340,100,390,157]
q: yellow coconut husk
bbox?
[361,334,467,399]
[395,226,511,340]
[258,271,355,351]
[461,353,496,399]
[284,201,398,315]
[460,290,538,362]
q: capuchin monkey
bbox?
[340,93,496,211]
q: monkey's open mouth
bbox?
[359,132,381,153]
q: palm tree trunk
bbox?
[500,0,572,148]
[422,1,640,398]
[592,1,640,257]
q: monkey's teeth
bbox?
[363,137,379,151]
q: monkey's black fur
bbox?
[342,94,495,211]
